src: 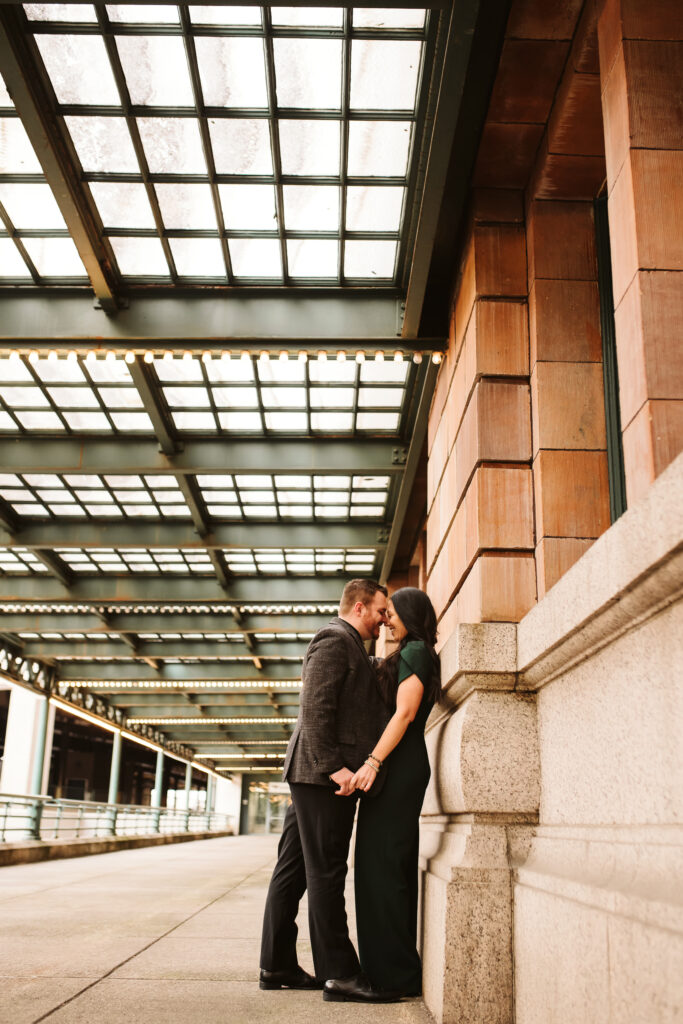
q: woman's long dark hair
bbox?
[376,587,440,707]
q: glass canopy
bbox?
[0,4,431,286]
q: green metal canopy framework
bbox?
[0,0,512,777]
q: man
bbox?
[259,578,397,1003]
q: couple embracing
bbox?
[259,578,440,1003]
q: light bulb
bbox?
[143,351,154,364]
[356,351,365,363]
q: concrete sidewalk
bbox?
[0,834,434,1024]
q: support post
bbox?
[151,749,164,831]
[206,774,214,821]
[107,731,122,834]
[184,761,192,831]
[29,694,50,796]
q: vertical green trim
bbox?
[594,196,627,521]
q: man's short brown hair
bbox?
[339,578,388,614]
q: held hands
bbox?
[329,766,355,796]
[349,763,377,793]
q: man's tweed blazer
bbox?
[283,617,391,791]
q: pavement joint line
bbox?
[29,852,277,1024]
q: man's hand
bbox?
[350,764,377,793]
[329,767,355,796]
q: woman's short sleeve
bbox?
[398,640,433,686]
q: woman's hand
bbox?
[350,763,377,792]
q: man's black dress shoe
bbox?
[323,974,402,1003]
[259,967,322,990]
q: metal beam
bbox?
[27,639,306,659]
[380,361,438,583]
[0,612,330,633]
[0,437,405,477]
[0,523,384,552]
[109,701,302,717]
[0,294,417,341]
[126,359,176,457]
[0,8,119,311]
[107,694,301,707]
[57,662,301,681]
[0,576,349,602]
[402,0,480,337]
[30,550,74,589]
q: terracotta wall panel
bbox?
[529,279,602,365]
[621,398,683,504]
[527,200,598,282]
[533,449,611,538]
[535,536,595,597]
[531,362,607,452]
[488,40,570,124]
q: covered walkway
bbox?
[0,834,433,1024]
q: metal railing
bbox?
[0,793,235,843]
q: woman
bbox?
[350,586,440,997]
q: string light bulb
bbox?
[86,350,96,363]
[125,351,136,364]
[394,350,403,362]
[413,352,422,364]
[28,351,39,365]
[298,350,307,362]
[356,350,365,363]
[105,351,115,362]
[202,351,212,364]
[47,349,57,363]
[143,351,154,364]
[67,350,77,363]
[375,350,384,362]
[318,350,327,362]
[432,352,442,365]
[337,350,346,362]
[241,350,250,362]
[279,350,288,362]
[163,351,173,362]
[182,351,193,362]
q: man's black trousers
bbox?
[259,782,360,982]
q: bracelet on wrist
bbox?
[363,758,379,773]
[367,754,383,769]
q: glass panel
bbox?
[206,357,254,382]
[358,387,403,407]
[360,360,408,382]
[107,4,179,22]
[241,490,274,503]
[98,387,144,408]
[170,238,226,277]
[347,121,411,176]
[15,411,65,430]
[309,409,352,430]
[0,239,30,277]
[110,237,170,277]
[287,239,338,278]
[280,505,312,517]
[84,358,132,383]
[265,412,307,431]
[24,4,98,22]
[282,185,339,230]
[277,491,310,503]
[155,183,217,229]
[137,118,207,175]
[171,411,217,430]
[353,8,426,29]
[196,474,233,486]
[344,239,397,278]
[275,475,310,487]
[88,182,155,229]
[34,35,120,105]
[0,358,31,382]
[356,411,400,430]
[229,238,282,278]
[22,238,87,277]
[0,412,19,429]
[190,6,262,26]
[261,387,306,408]
[271,7,343,27]
[0,74,12,107]
[218,411,262,430]
[111,412,154,431]
[163,387,210,408]
[0,119,43,173]
[116,37,193,106]
[64,411,110,430]
[350,41,422,110]
[219,184,277,230]
[257,359,305,383]
[209,119,272,175]
[309,387,354,408]
[155,358,203,382]
[196,37,268,107]
[274,39,341,109]
[0,184,66,229]
[65,116,138,173]
[212,387,259,408]
[47,387,99,408]
[345,185,404,231]
[279,120,340,176]
[308,359,356,382]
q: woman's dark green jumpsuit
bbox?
[354,639,434,995]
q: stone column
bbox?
[419,624,540,1024]
[597,0,683,504]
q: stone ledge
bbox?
[0,830,235,867]
[437,622,517,706]
[518,450,683,689]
